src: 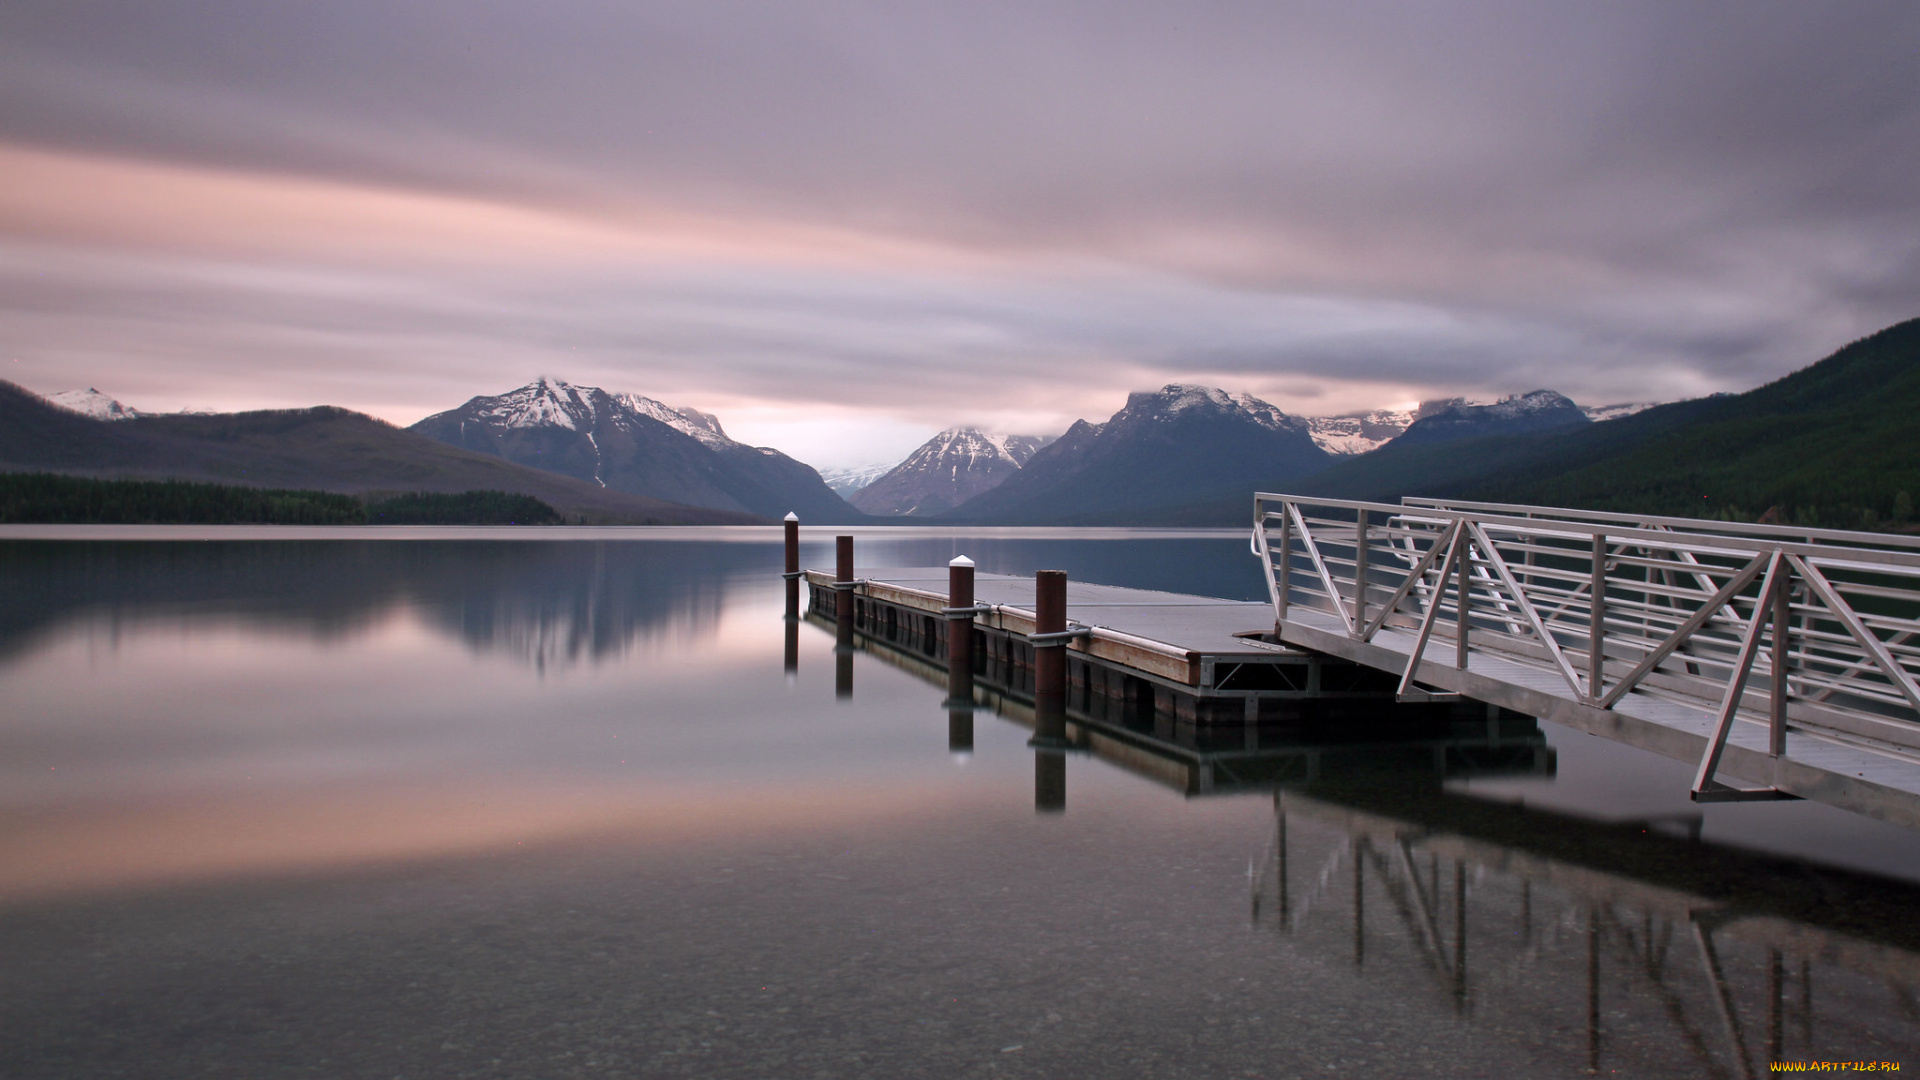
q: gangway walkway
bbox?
[1256,494,1920,828]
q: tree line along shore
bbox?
[0,474,564,526]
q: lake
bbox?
[2,527,1916,1078]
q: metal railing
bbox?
[1254,494,1920,799]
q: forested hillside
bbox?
[0,474,565,526]
[1282,318,1920,531]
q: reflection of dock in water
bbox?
[1256,785,1920,1075]
[802,597,1920,1074]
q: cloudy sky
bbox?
[3,1,1918,468]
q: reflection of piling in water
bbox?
[784,615,798,676]
[834,535,855,699]
[1035,749,1065,812]
[948,710,973,752]
[946,556,977,752]
[1353,835,1366,968]
[1586,908,1601,1075]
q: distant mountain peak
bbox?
[848,426,1057,516]
[611,392,733,449]
[1582,401,1661,422]
[410,378,863,521]
[472,377,596,431]
[819,461,898,496]
[46,388,143,421]
[1482,389,1579,418]
[1391,388,1590,448]
[945,385,1331,522]
[460,378,741,451]
[1306,408,1417,456]
[1122,384,1311,436]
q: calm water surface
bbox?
[2,527,1917,1078]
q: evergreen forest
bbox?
[0,474,563,526]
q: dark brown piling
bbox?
[948,556,976,669]
[783,512,800,617]
[1031,570,1068,745]
[946,556,977,751]
[834,534,855,699]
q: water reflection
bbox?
[0,534,1915,1078]
[827,587,1920,1070]
[1252,784,1920,1077]
[0,540,767,669]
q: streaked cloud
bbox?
[2,1,1917,466]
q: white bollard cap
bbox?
[949,555,975,568]
[784,511,799,522]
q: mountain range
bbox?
[939,385,1333,522]
[0,381,757,525]
[407,378,864,522]
[15,314,1910,530]
[1286,316,1920,530]
[10,377,1660,527]
[830,394,1656,518]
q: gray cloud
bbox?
[2,1,1918,465]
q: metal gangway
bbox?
[1254,494,1920,827]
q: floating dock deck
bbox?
[804,565,1410,726]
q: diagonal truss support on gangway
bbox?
[1255,494,1920,825]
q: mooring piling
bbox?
[947,556,977,670]
[783,512,801,617]
[1031,569,1069,746]
[945,555,978,751]
[834,534,855,699]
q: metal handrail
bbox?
[1258,492,1920,569]
[1403,495,1920,552]
[1254,493,1920,799]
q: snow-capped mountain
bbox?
[449,378,720,442]
[1582,401,1661,422]
[818,461,899,497]
[1389,390,1592,447]
[409,378,862,521]
[947,384,1333,522]
[46,388,143,421]
[612,393,733,449]
[849,428,1055,516]
[1288,395,1661,457]
[1305,409,1417,456]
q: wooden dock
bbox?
[809,583,1553,797]
[805,495,1920,831]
